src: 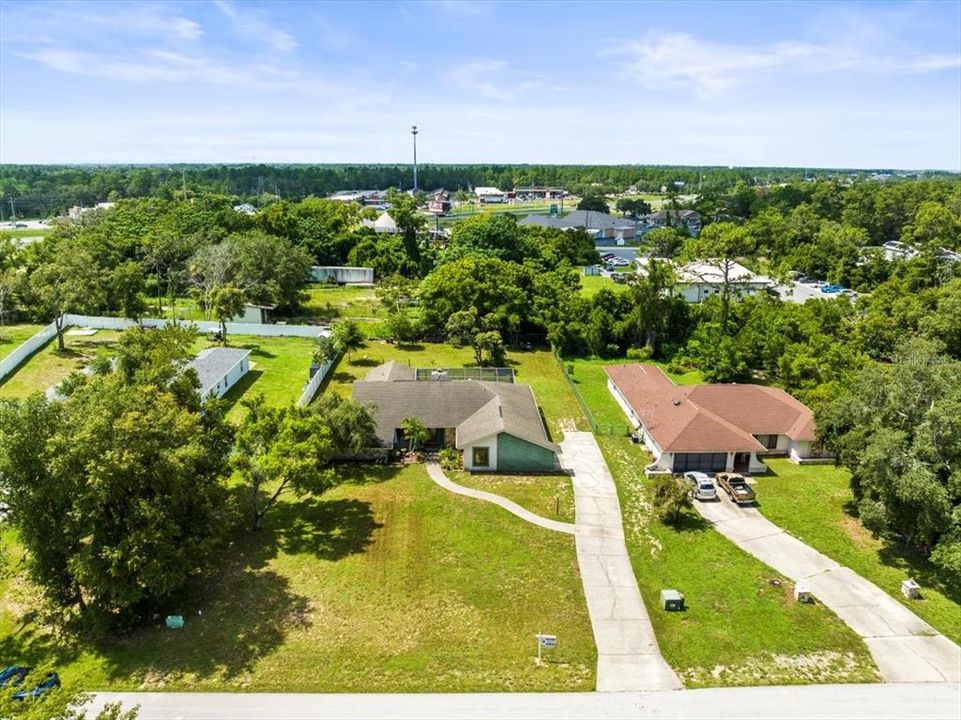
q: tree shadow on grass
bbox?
[667,508,711,533]
[218,369,264,411]
[348,357,380,368]
[877,541,961,606]
[90,490,383,685]
[270,497,382,559]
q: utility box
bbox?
[165,615,185,629]
[902,578,921,599]
[661,589,685,611]
[794,583,813,603]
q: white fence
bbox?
[65,314,328,339]
[0,320,58,381]
[1,315,330,382]
[296,355,339,407]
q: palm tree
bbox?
[400,417,430,453]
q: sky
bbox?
[0,0,959,169]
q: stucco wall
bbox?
[463,434,498,471]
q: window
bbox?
[472,447,490,467]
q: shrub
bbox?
[626,346,653,361]
[857,498,889,535]
[439,447,460,471]
[653,475,692,525]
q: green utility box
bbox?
[660,589,685,611]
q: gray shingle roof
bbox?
[189,347,250,396]
[519,210,635,232]
[363,360,416,382]
[351,367,558,453]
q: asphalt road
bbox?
[88,683,961,719]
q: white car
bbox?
[683,472,717,501]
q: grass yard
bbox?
[450,470,576,524]
[578,275,630,298]
[189,336,318,423]
[0,323,44,359]
[0,330,122,399]
[754,461,961,645]
[292,284,382,324]
[324,341,588,438]
[570,364,878,687]
[1,464,596,692]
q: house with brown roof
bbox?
[604,364,829,474]
[352,361,559,472]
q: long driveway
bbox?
[560,432,682,692]
[88,683,961,720]
[695,498,961,683]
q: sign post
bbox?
[535,633,557,664]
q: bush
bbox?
[653,475,692,525]
[626,346,653,361]
[438,447,460,471]
[857,498,889,535]
[666,361,686,375]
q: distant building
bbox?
[514,186,567,200]
[426,189,452,215]
[233,203,257,215]
[668,260,773,303]
[475,187,507,204]
[230,304,277,324]
[67,202,116,220]
[330,190,386,205]
[519,210,637,242]
[311,266,375,284]
[189,347,251,399]
[648,209,701,236]
[881,241,919,262]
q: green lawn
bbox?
[754,460,961,645]
[190,336,317,423]
[578,275,630,298]
[0,228,53,240]
[291,285,382,324]
[325,341,588,438]
[450,470,576,524]
[571,364,878,687]
[0,330,122,398]
[0,323,44,360]
[1,464,596,692]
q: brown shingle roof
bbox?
[604,364,817,453]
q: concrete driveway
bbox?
[695,498,961,683]
[560,432,681,692]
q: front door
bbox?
[733,452,751,472]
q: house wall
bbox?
[495,433,558,473]
[232,306,264,324]
[205,355,250,399]
[676,282,768,303]
[463,434,499,471]
[789,440,835,463]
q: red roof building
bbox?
[604,364,829,474]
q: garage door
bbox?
[673,452,727,473]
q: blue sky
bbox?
[1,0,959,168]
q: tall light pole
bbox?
[411,125,418,192]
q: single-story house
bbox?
[640,260,773,303]
[330,190,385,205]
[605,364,830,474]
[514,186,567,200]
[648,209,701,235]
[189,347,251,399]
[352,361,559,472]
[520,210,637,241]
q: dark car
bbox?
[12,672,60,701]
[0,665,30,689]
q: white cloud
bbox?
[445,59,540,102]
[611,32,960,96]
[213,0,297,52]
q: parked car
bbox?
[683,472,717,501]
[796,274,817,284]
[716,472,756,504]
[610,257,631,266]
[820,284,844,293]
[12,672,60,701]
[0,666,30,688]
